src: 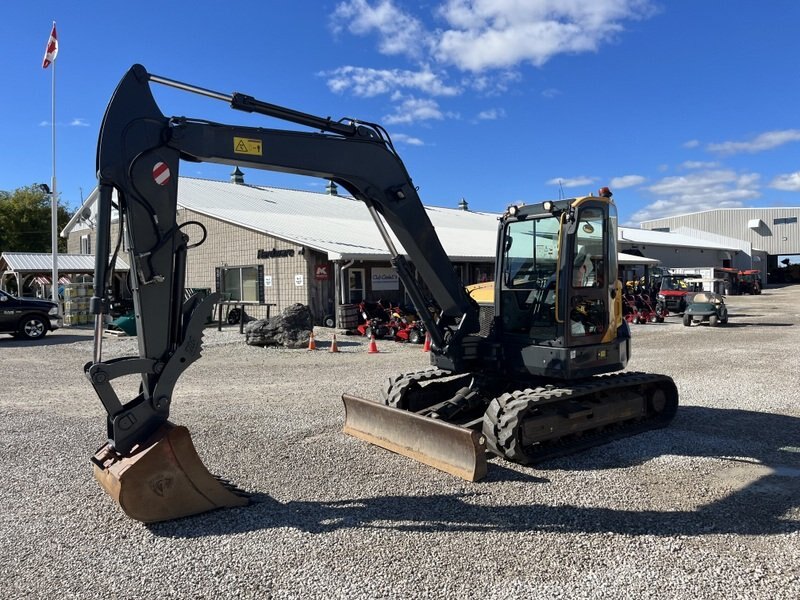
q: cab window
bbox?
[573,208,604,288]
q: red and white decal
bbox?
[152,162,171,186]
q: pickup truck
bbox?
[0,289,61,340]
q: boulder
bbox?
[245,303,313,348]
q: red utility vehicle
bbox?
[655,274,702,314]
[738,270,762,295]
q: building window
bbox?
[216,265,264,302]
[651,227,670,232]
[348,268,365,303]
[773,217,797,225]
[80,235,91,254]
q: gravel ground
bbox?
[1,286,799,599]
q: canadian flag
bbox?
[42,23,58,68]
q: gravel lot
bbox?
[2,286,799,599]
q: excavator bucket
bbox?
[91,423,249,523]
[342,394,488,481]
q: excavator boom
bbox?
[88,65,483,521]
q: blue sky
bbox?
[2,1,800,227]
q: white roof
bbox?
[67,177,738,262]
[640,206,800,223]
[0,252,129,272]
[176,178,500,261]
[618,226,737,251]
[618,252,659,265]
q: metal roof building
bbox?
[0,252,128,273]
[0,252,129,298]
[65,175,740,324]
[174,178,501,262]
[67,177,671,266]
[640,207,800,269]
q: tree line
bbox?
[0,185,74,255]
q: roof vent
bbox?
[326,180,339,196]
[231,166,244,185]
[458,197,469,211]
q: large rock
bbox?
[244,303,313,348]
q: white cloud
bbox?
[463,70,522,95]
[390,132,425,146]
[433,0,657,72]
[39,118,91,127]
[707,129,800,155]
[323,66,459,97]
[384,97,444,124]
[331,0,431,58]
[328,1,659,139]
[610,175,645,189]
[631,169,760,223]
[769,172,800,191]
[476,108,505,120]
[546,176,597,188]
[682,139,700,149]
[681,161,719,170]
[332,0,658,72]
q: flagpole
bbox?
[50,22,59,315]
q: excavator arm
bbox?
[91,65,481,450]
[88,65,481,521]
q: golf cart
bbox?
[683,292,729,327]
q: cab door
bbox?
[566,203,611,346]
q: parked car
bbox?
[0,290,61,340]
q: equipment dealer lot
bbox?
[1,289,798,599]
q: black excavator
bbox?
[88,65,678,522]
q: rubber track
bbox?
[482,371,678,464]
[380,368,452,408]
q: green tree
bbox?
[0,185,73,255]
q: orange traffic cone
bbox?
[367,334,380,354]
[307,331,317,351]
[330,333,340,353]
[422,332,431,352]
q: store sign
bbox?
[371,267,399,290]
[294,274,304,287]
[257,248,295,259]
[315,265,329,281]
[264,275,273,288]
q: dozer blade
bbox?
[342,394,488,481]
[92,423,249,523]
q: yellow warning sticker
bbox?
[233,137,263,156]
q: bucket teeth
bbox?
[213,475,252,496]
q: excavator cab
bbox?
[496,197,627,379]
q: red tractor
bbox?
[738,270,762,295]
